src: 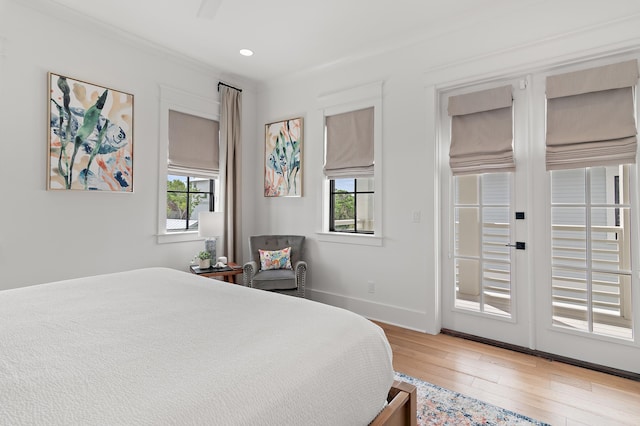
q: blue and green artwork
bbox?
[264,117,302,197]
[48,73,134,191]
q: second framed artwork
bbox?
[264,117,303,197]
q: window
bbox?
[319,81,382,244]
[453,172,513,317]
[324,106,375,236]
[550,166,633,339]
[166,174,216,232]
[157,85,220,243]
[329,178,374,234]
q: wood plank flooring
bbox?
[376,321,640,426]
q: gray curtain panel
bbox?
[324,106,374,178]
[168,110,220,175]
[219,86,242,263]
[546,60,639,170]
[447,85,514,175]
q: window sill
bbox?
[157,231,202,244]
[316,232,382,246]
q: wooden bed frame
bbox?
[370,380,417,426]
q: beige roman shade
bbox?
[546,60,639,170]
[168,109,220,176]
[324,107,374,178]
[448,85,514,175]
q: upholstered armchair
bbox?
[243,235,307,298]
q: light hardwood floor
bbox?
[376,321,640,426]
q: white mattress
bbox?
[0,267,394,425]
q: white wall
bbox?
[253,2,640,334]
[3,0,640,347]
[0,0,257,289]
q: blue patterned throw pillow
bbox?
[259,247,292,270]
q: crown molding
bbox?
[423,12,640,88]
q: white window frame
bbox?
[157,85,220,244]
[317,81,383,246]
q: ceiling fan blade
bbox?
[197,0,223,19]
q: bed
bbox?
[0,267,415,425]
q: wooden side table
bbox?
[189,262,243,284]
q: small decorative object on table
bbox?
[197,251,211,269]
[198,211,223,262]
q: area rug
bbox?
[394,372,550,426]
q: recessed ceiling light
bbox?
[239,49,254,57]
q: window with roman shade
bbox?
[447,85,514,175]
[168,109,220,177]
[545,60,639,170]
[323,107,374,178]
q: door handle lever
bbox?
[506,242,526,250]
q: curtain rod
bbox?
[217,81,242,92]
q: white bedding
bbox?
[0,267,394,425]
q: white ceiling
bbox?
[46,0,545,83]
[45,0,640,84]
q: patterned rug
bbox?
[394,372,550,426]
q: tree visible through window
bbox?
[330,178,374,233]
[166,174,214,232]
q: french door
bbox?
[440,77,532,348]
[439,66,639,374]
[529,66,639,373]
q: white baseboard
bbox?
[308,288,435,334]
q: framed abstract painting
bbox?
[264,117,303,197]
[48,72,134,191]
